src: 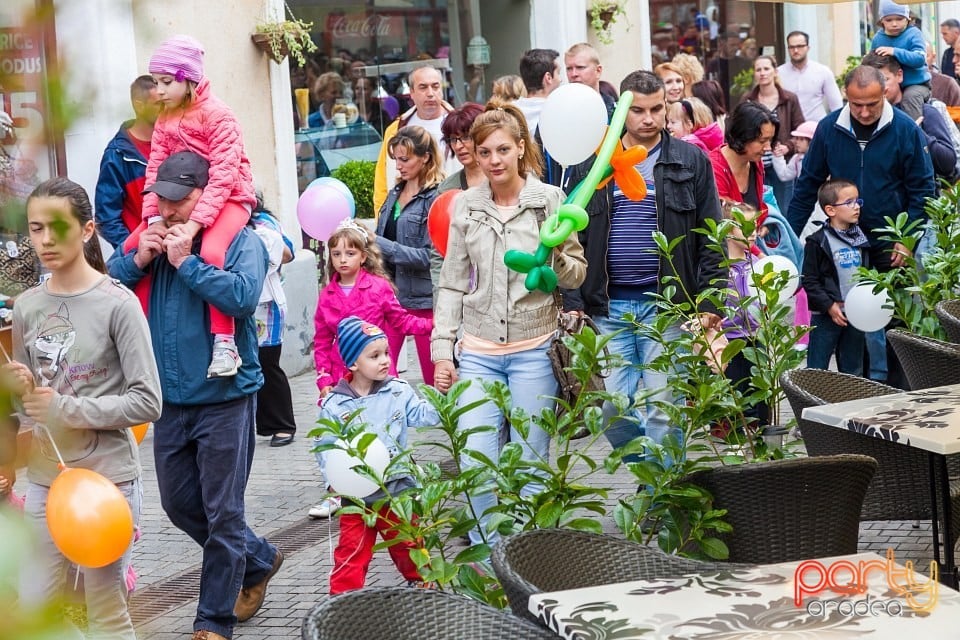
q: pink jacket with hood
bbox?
[142,77,256,225]
[314,268,433,391]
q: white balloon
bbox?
[325,435,391,498]
[844,284,893,333]
[746,255,800,306]
[538,83,609,166]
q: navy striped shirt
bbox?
[607,144,661,293]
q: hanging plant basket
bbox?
[251,33,289,64]
[597,10,615,29]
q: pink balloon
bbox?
[297,185,353,242]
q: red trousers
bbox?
[329,505,422,594]
[384,308,435,386]
[122,202,249,335]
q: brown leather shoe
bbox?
[234,548,284,622]
[192,631,228,640]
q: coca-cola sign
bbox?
[327,14,395,39]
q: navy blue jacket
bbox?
[787,102,935,242]
[95,121,148,249]
[107,227,267,405]
[913,102,958,182]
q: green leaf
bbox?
[454,544,492,564]
[699,537,730,560]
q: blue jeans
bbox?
[21,478,142,639]
[593,298,682,465]
[864,329,888,382]
[764,164,794,216]
[807,313,864,376]
[457,342,556,545]
[154,396,277,638]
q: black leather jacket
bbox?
[561,132,726,317]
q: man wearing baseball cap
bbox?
[108,150,282,637]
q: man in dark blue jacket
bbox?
[94,75,159,250]
[787,65,935,270]
[108,152,281,640]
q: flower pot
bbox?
[598,10,615,29]
[251,33,289,64]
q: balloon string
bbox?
[39,423,67,470]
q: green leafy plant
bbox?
[730,67,754,104]
[614,213,809,559]
[331,160,377,219]
[588,0,627,45]
[309,325,625,605]
[252,15,317,68]
[857,183,960,339]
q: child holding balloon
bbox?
[801,179,869,376]
[319,316,441,594]
[4,178,161,639]
[309,219,433,519]
[122,34,257,379]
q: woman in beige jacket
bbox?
[432,100,586,546]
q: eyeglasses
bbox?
[832,198,863,208]
[444,135,470,146]
[787,44,808,50]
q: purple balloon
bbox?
[297,185,352,242]
[306,177,356,214]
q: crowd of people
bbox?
[3,0,960,635]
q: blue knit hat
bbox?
[337,316,386,368]
[878,0,909,20]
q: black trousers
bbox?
[255,344,297,436]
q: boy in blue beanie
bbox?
[871,0,931,121]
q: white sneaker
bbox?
[308,497,341,519]
[207,337,241,378]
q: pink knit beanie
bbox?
[149,35,205,83]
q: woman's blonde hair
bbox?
[324,222,393,287]
[469,98,544,178]
[387,125,444,188]
[491,74,527,101]
[313,71,345,103]
[671,53,705,92]
[654,62,685,85]
[669,97,714,130]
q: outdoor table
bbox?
[802,384,960,587]
[528,552,959,639]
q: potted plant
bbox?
[331,160,377,219]
[252,13,317,68]
[588,0,626,45]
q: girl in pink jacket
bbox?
[314,220,432,397]
[123,35,256,378]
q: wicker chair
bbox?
[491,528,747,625]
[886,328,960,390]
[935,299,960,344]
[781,368,960,556]
[683,454,877,564]
[301,587,555,640]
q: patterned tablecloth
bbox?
[528,552,960,639]
[801,385,960,456]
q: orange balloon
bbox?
[130,423,149,445]
[428,189,460,257]
[46,468,134,568]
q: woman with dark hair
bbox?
[438,102,486,193]
[739,55,804,212]
[691,79,728,130]
[708,101,778,220]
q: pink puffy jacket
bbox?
[314,268,432,391]
[142,77,256,226]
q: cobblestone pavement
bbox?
[124,348,939,639]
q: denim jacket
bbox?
[316,376,439,505]
[376,182,438,310]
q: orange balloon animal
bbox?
[46,467,134,568]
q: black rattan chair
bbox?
[781,368,960,554]
[935,299,960,344]
[491,528,749,624]
[301,586,554,640]
[684,454,877,564]
[886,328,960,390]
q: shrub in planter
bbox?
[331,160,377,219]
